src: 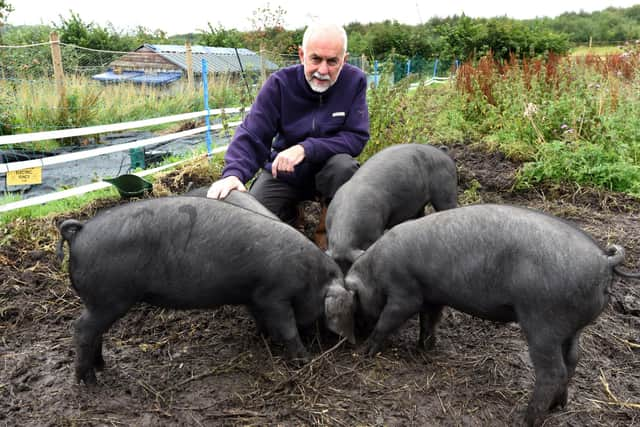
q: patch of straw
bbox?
[586,369,640,410]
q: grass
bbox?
[0,149,226,227]
[3,50,640,223]
[0,187,121,226]
[366,51,640,197]
[450,52,640,196]
[0,74,246,143]
[570,45,623,57]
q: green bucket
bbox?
[103,174,153,199]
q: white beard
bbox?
[307,67,343,93]
[309,80,331,93]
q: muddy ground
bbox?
[1,143,639,426]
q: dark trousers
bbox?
[249,153,359,225]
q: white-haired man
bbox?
[207,22,370,248]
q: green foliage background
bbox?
[5,5,640,66]
[1,3,640,215]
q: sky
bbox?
[6,0,640,35]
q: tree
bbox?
[54,11,136,71]
[55,11,134,51]
[439,14,487,60]
[197,23,244,47]
[0,0,12,24]
[0,0,14,40]
[132,25,168,45]
[0,24,52,78]
[242,4,298,61]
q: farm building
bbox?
[92,44,280,85]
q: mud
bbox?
[1,143,639,426]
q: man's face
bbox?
[299,34,348,93]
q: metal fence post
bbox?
[202,58,212,156]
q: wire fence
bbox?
[0,38,459,209]
[0,39,456,138]
[0,39,454,81]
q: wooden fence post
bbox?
[185,40,194,89]
[49,32,67,111]
[260,43,267,85]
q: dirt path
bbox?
[1,143,639,426]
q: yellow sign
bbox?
[7,167,42,186]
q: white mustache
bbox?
[312,72,331,81]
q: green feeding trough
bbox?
[103,174,153,199]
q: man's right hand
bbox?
[206,176,246,199]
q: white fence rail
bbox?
[0,108,243,213]
[0,146,230,213]
[409,76,450,90]
[0,109,240,146]
[0,122,238,172]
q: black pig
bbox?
[345,204,639,426]
[326,143,457,273]
[57,197,354,385]
[183,187,278,220]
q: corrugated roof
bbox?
[146,44,279,74]
[92,44,280,85]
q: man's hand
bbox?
[206,176,246,199]
[271,145,305,178]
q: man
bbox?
[207,21,370,247]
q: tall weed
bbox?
[2,75,245,145]
[364,72,471,161]
[453,51,640,195]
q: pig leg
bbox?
[93,336,105,371]
[524,333,568,427]
[364,297,421,356]
[418,304,443,350]
[553,331,581,408]
[73,305,130,385]
[246,307,268,336]
[562,331,581,381]
[253,301,308,361]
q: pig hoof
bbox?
[94,357,106,372]
[291,355,310,366]
[524,407,546,427]
[77,370,97,386]
[552,389,568,409]
[363,339,382,357]
[285,345,310,364]
[287,351,310,366]
[418,336,436,351]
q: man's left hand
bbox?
[271,144,305,177]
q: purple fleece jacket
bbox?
[221,63,370,187]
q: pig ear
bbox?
[324,283,356,344]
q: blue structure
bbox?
[92,70,182,85]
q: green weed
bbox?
[453,52,640,195]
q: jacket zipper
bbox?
[312,95,323,135]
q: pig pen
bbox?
[1,143,639,426]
